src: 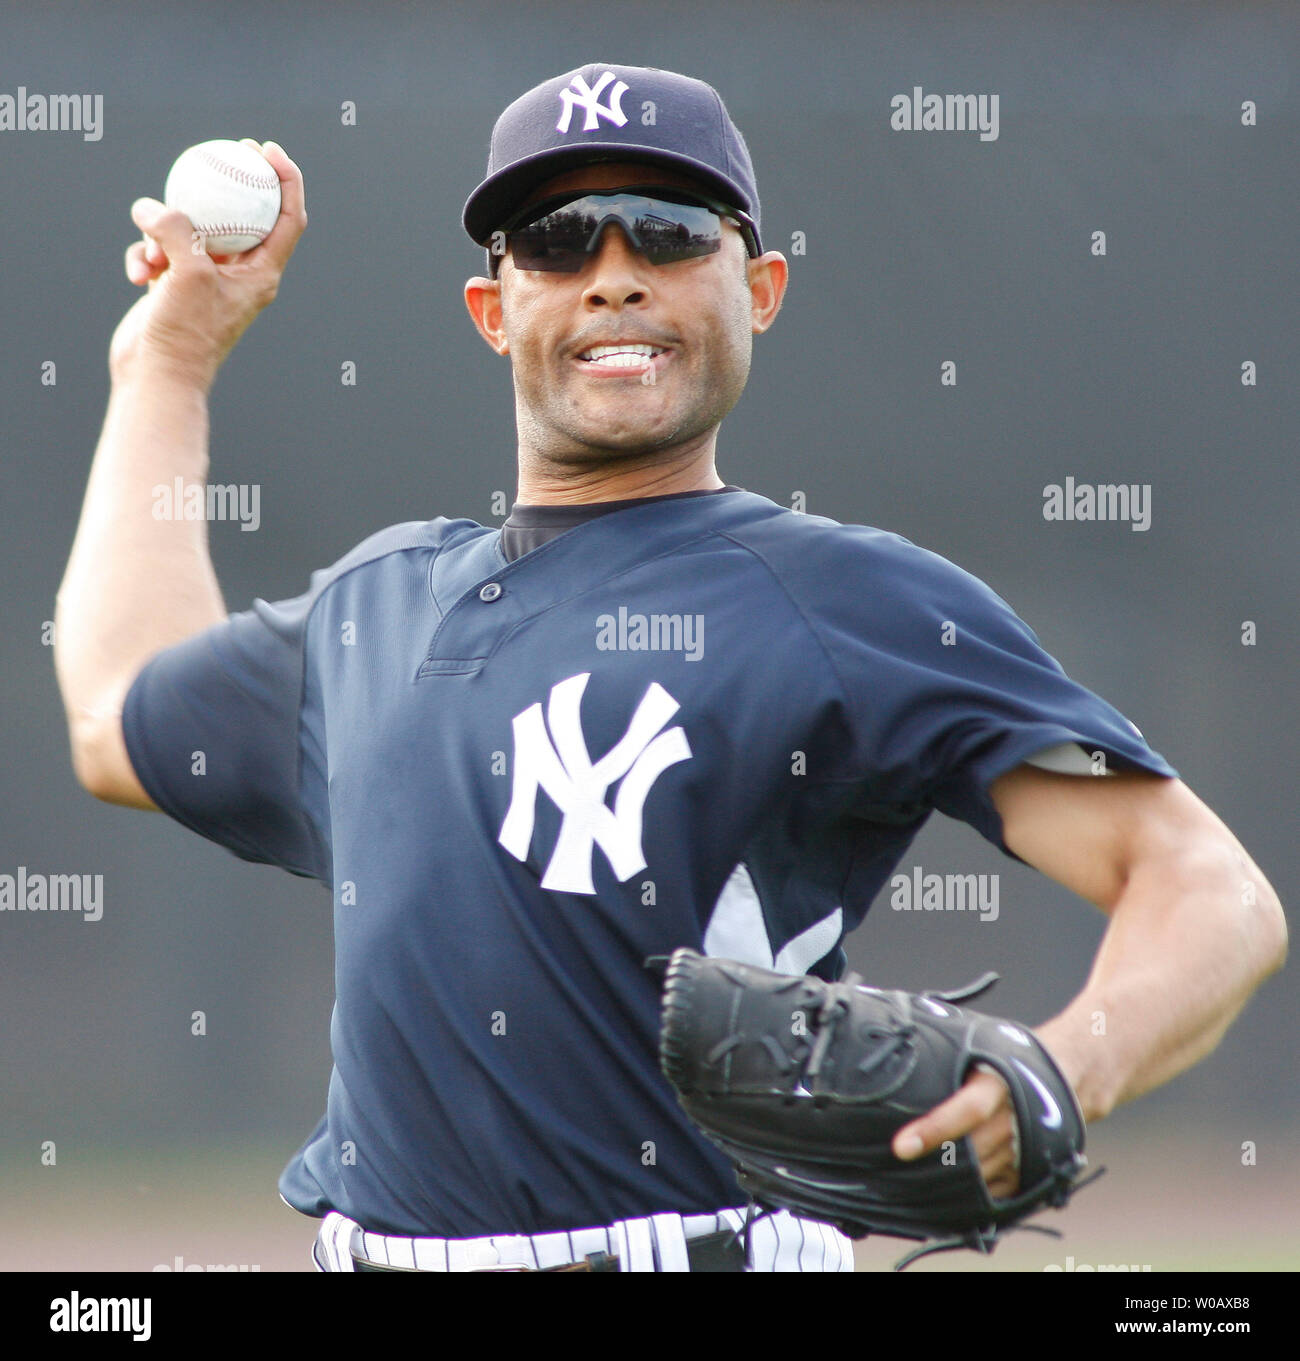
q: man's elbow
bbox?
[1194,832,1288,985]
[1247,869,1288,980]
[70,741,119,804]
[1140,785,1288,985]
[67,715,156,810]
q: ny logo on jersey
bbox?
[555,70,630,133]
[498,672,691,894]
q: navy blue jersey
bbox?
[122,488,1177,1237]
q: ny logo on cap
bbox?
[556,70,630,134]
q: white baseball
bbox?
[163,139,281,255]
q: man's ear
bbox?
[748,251,789,335]
[464,274,510,355]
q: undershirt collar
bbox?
[500,484,743,562]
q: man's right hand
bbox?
[110,139,307,388]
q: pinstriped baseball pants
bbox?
[312,1206,855,1272]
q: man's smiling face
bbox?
[467,161,785,472]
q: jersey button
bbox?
[478,582,503,602]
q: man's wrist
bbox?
[1033,1012,1121,1126]
[112,347,220,396]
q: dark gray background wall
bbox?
[2,0,1295,1257]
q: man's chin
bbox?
[545,410,706,461]
[565,422,708,460]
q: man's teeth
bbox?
[579,344,664,367]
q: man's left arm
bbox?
[892,766,1288,1194]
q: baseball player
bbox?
[55,63,1284,1272]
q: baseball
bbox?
[163,139,281,255]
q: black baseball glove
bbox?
[657,948,1095,1269]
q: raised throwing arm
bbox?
[54,141,307,807]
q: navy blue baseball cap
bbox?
[463,63,763,253]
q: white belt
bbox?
[313,1206,855,1273]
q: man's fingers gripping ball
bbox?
[162,139,282,257]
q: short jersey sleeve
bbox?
[120,518,477,879]
[805,531,1179,852]
[121,585,330,880]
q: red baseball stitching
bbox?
[195,146,278,191]
[193,223,271,241]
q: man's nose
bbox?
[581,222,650,306]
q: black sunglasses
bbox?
[490,185,759,276]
